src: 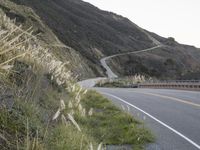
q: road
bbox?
[100,45,162,78]
[78,77,106,88]
[94,87,200,150]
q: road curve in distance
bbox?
[100,45,162,79]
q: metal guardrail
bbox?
[96,79,200,90]
[138,80,200,90]
[146,80,200,83]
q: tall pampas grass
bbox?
[0,13,28,75]
[0,11,99,149]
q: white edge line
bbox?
[101,92,200,150]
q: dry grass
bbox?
[0,13,28,75]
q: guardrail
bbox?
[138,80,200,91]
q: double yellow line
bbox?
[132,91,200,108]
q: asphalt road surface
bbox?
[94,88,200,150]
[78,77,106,88]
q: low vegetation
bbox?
[96,75,152,88]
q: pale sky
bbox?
[83,0,200,48]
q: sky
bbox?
[83,0,200,48]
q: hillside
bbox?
[7,0,200,79]
[0,0,96,80]
[108,45,200,79]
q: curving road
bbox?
[79,45,162,87]
[100,45,162,78]
[100,25,162,78]
[95,88,200,150]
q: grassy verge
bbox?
[79,91,154,149]
[0,83,98,150]
[0,83,154,150]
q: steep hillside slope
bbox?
[9,0,200,79]
[0,0,95,80]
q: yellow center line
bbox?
[132,91,200,108]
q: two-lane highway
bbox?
[79,32,200,149]
[95,88,200,150]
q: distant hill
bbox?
[5,0,200,79]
